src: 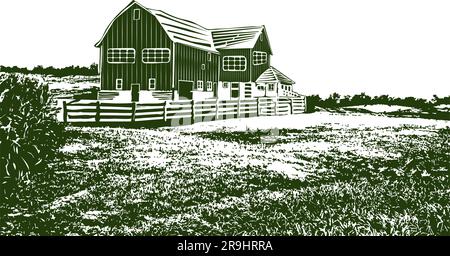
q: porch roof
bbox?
[256,66,295,85]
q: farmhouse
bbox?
[95,0,298,102]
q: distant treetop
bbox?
[0,63,99,77]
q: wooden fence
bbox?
[63,97,306,126]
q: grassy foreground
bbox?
[0,113,449,235]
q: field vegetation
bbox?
[0,112,448,235]
[0,74,64,199]
[0,73,448,235]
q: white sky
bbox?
[1,0,450,98]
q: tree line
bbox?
[307,93,450,112]
[0,63,99,77]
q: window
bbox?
[268,84,275,91]
[223,56,247,71]
[207,52,212,62]
[231,83,240,98]
[116,79,123,90]
[257,85,265,91]
[201,64,206,70]
[197,81,204,91]
[260,34,264,42]
[142,48,171,64]
[107,48,136,64]
[134,9,141,20]
[253,51,267,65]
[222,82,229,89]
[207,81,213,91]
[149,78,156,90]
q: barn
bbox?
[95,0,298,102]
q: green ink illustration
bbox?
[58,1,306,126]
[0,0,449,238]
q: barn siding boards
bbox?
[174,44,219,93]
[213,27,273,83]
[99,3,173,91]
[251,30,272,81]
[218,49,252,82]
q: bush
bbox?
[0,74,65,199]
[306,95,320,113]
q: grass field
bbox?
[0,112,449,235]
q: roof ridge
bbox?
[209,25,264,31]
[149,8,211,31]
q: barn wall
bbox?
[99,3,173,91]
[174,44,220,94]
[251,30,272,82]
[218,49,252,83]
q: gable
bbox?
[253,28,272,55]
[96,1,218,53]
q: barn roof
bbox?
[95,1,218,53]
[256,66,295,85]
[149,9,218,53]
[210,26,272,53]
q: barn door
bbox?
[179,81,193,100]
[131,83,140,102]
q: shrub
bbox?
[0,74,65,199]
[306,95,320,113]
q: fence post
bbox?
[274,97,278,116]
[303,96,307,113]
[237,99,241,118]
[191,99,196,124]
[257,98,261,117]
[290,98,295,115]
[163,101,169,122]
[131,102,136,122]
[95,101,100,123]
[63,101,68,123]
[215,98,220,121]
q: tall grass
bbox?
[0,74,64,199]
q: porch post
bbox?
[191,99,196,124]
[95,101,101,123]
[63,101,68,123]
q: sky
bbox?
[1,0,450,98]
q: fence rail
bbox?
[63,96,307,126]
